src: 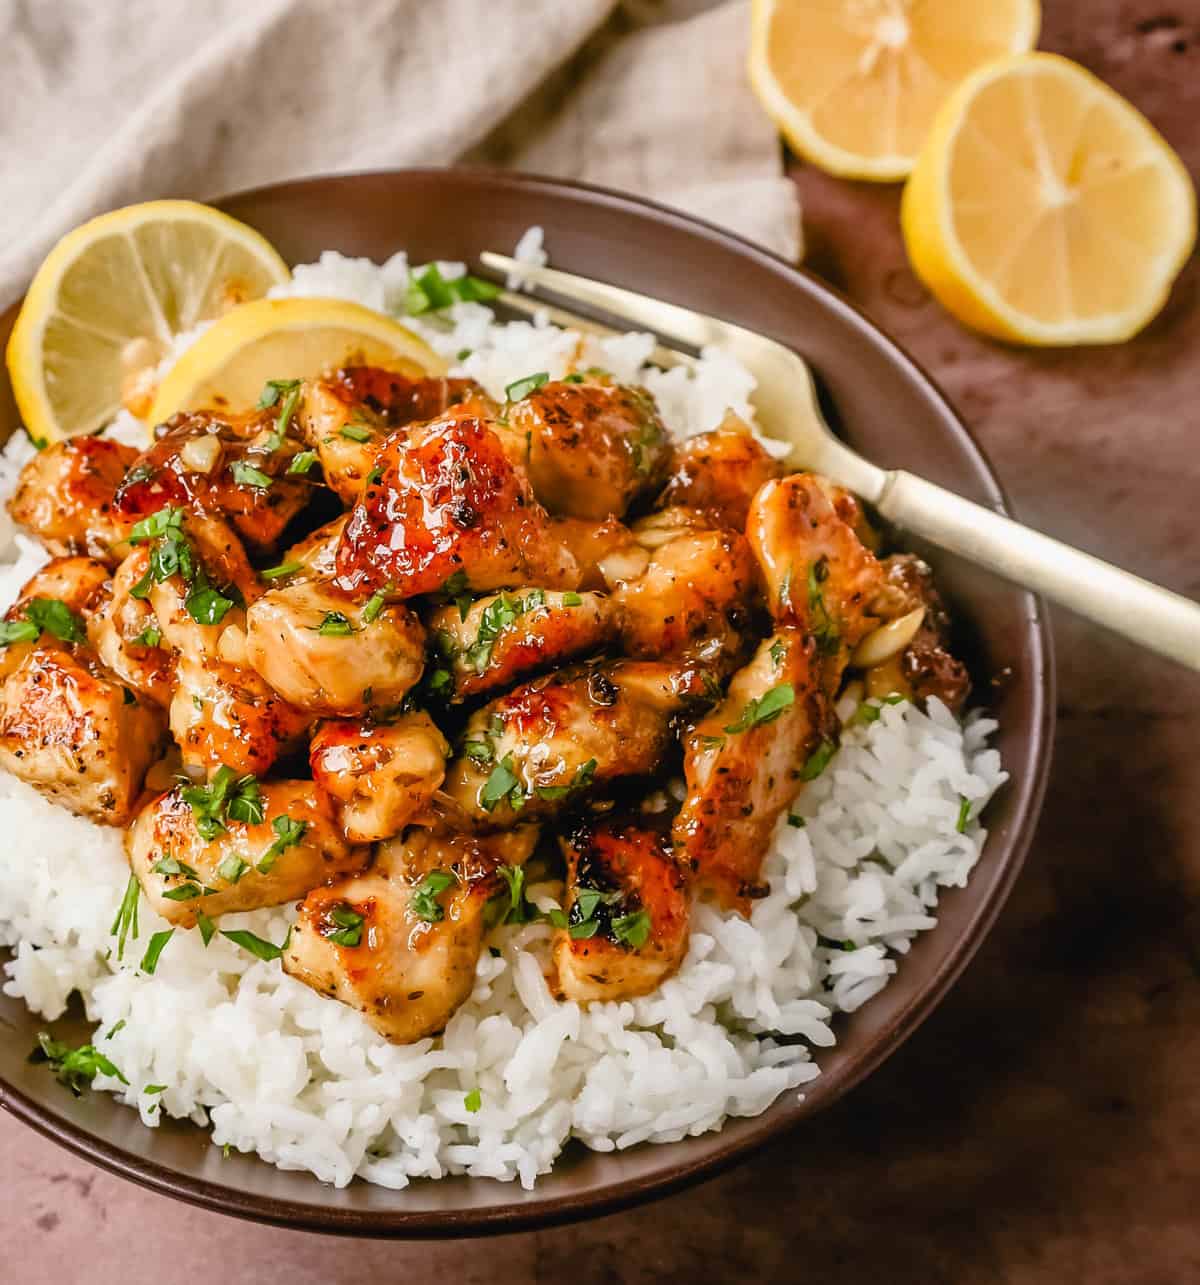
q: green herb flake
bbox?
[144,1084,167,1095]
[956,796,972,834]
[504,371,549,403]
[0,617,40,646]
[534,757,597,802]
[724,683,795,735]
[480,754,523,813]
[257,377,300,410]
[216,853,248,885]
[230,460,273,489]
[463,739,494,766]
[316,611,354,637]
[786,813,806,829]
[129,505,184,546]
[257,815,307,873]
[263,381,302,452]
[260,561,302,581]
[196,910,216,946]
[799,738,837,782]
[152,854,200,880]
[411,869,458,923]
[611,908,651,950]
[286,449,319,476]
[338,422,374,443]
[464,1087,482,1113]
[362,585,390,624]
[561,591,582,607]
[320,902,366,948]
[139,928,175,975]
[404,264,500,315]
[24,598,88,645]
[161,883,203,902]
[29,1032,128,1096]
[110,873,141,961]
[185,582,235,626]
[220,929,286,962]
[133,624,162,648]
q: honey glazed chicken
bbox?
[0,368,970,1041]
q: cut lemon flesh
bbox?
[902,53,1197,344]
[7,201,290,442]
[749,0,1040,180]
[149,297,448,424]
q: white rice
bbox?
[0,240,1006,1190]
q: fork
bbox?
[481,251,1200,672]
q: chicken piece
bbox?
[244,578,426,716]
[500,378,670,520]
[114,410,313,554]
[170,656,311,777]
[310,712,449,843]
[0,556,110,679]
[282,827,537,1043]
[277,514,347,582]
[555,818,689,1003]
[612,507,757,668]
[673,629,832,911]
[88,549,174,705]
[0,647,165,824]
[747,473,885,660]
[128,778,366,926]
[443,660,697,825]
[426,586,610,701]
[549,515,643,590]
[658,416,784,530]
[867,554,971,713]
[334,408,578,598]
[296,367,480,503]
[9,437,138,562]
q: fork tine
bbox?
[481,252,728,353]
[496,290,698,372]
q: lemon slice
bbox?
[748,0,1040,181]
[7,200,290,442]
[902,53,1197,345]
[149,297,448,424]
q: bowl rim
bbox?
[0,166,1055,1237]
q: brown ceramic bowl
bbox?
[0,169,1053,1237]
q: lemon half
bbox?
[749,0,1040,182]
[902,53,1197,344]
[7,201,290,442]
[148,297,448,425]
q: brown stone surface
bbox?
[3,2,1199,1281]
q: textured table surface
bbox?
[3,3,1198,1281]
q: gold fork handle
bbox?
[876,471,1200,671]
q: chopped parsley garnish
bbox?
[257,815,307,873]
[464,1087,482,1113]
[404,263,500,315]
[504,371,549,402]
[111,873,141,961]
[139,928,175,974]
[127,504,237,625]
[362,585,390,624]
[366,466,383,485]
[196,910,216,946]
[956,796,972,834]
[786,813,806,828]
[561,591,582,607]
[320,903,365,947]
[29,1032,128,1096]
[161,883,203,901]
[806,558,840,655]
[258,379,302,452]
[463,739,494,765]
[286,449,319,476]
[799,738,837,781]
[426,667,453,696]
[479,753,524,813]
[185,582,236,626]
[851,693,905,727]
[724,683,795,734]
[133,624,162,647]
[152,854,200,880]
[230,460,273,489]
[0,597,89,647]
[463,590,548,673]
[130,505,184,545]
[411,869,458,922]
[338,422,374,443]
[769,638,786,667]
[316,611,354,637]
[259,561,302,581]
[217,853,248,884]
[181,766,262,840]
[105,1020,126,1040]
[220,929,287,961]
[610,909,652,949]
[534,757,597,802]
[494,863,529,924]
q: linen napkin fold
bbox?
[0,0,799,305]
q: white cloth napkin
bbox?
[0,0,800,306]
